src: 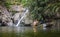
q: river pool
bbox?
[0,26,60,37]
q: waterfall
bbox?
[16,8,29,26]
[43,23,46,30]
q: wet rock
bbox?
[21,22,31,26]
[1,22,7,26]
[46,24,53,28]
[0,5,13,26]
[12,12,22,24]
[24,24,31,26]
[10,5,33,25]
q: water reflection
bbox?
[0,26,33,33]
[0,26,60,37]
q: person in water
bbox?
[32,19,39,32]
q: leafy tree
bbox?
[26,0,60,21]
[0,0,60,21]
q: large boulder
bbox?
[12,12,22,24]
[0,5,13,26]
[9,5,33,26]
[9,5,24,12]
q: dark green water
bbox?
[0,26,60,37]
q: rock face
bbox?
[0,4,33,26]
[12,9,33,26]
[9,5,24,12]
[10,5,33,26]
[0,5,13,26]
[22,15,33,24]
[12,12,22,24]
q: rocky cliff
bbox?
[0,5,33,26]
[0,5,13,26]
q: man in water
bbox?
[32,20,39,32]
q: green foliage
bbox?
[0,0,60,20]
[20,0,32,7]
[1,0,21,8]
[25,0,60,20]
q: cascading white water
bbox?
[16,8,29,26]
